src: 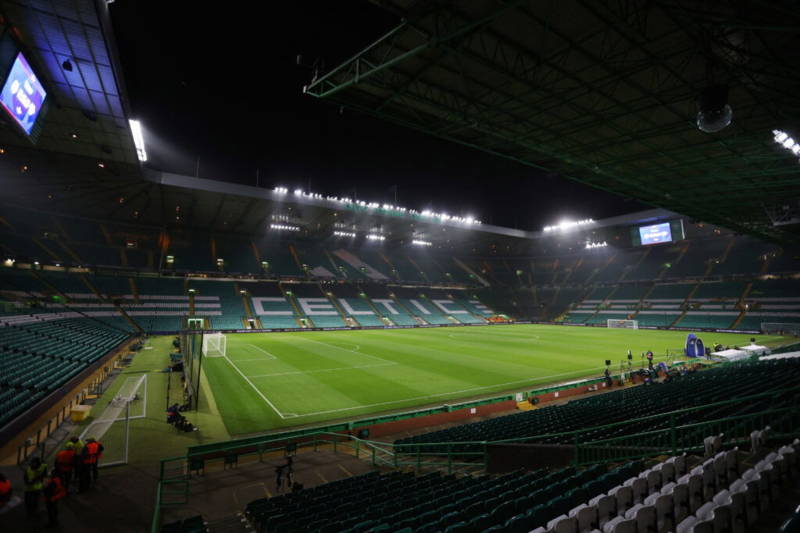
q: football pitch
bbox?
[201,325,788,436]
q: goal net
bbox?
[78,373,147,468]
[608,319,638,329]
[202,332,227,358]
[761,322,800,336]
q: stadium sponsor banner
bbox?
[181,321,500,335]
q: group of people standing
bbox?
[16,435,104,527]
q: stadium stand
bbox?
[254,238,303,278]
[396,358,800,450]
[360,285,417,326]
[214,236,260,274]
[188,280,245,330]
[247,282,301,329]
[324,283,384,327]
[244,462,644,533]
[0,318,130,428]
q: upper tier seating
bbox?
[667,238,730,279]
[255,238,303,277]
[714,237,776,276]
[628,245,683,281]
[397,358,800,451]
[295,244,339,279]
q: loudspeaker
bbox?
[605,360,611,366]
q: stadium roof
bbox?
[0,0,138,165]
[305,0,800,242]
[1,140,685,253]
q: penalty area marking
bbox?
[248,361,397,378]
[296,336,394,364]
[284,364,610,418]
[244,343,277,360]
[221,354,287,419]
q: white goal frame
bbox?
[608,319,639,329]
[78,374,147,468]
[202,332,227,358]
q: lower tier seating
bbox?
[243,439,799,533]
[245,462,643,533]
[396,358,800,451]
[0,317,130,428]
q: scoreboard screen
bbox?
[639,222,673,245]
[0,52,47,136]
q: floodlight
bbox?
[128,119,147,162]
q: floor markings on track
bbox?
[316,471,328,483]
[248,362,397,379]
[338,464,353,477]
[221,354,287,418]
[284,365,609,418]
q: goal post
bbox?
[202,332,227,358]
[78,374,147,468]
[608,319,639,329]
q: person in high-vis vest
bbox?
[0,473,11,508]
[55,445,76,491]
[43,469,66,527]
[23,457,47,516]
[80,437,104,491]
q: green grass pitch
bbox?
[201,325,787,436]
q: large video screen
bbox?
[0,52,47,135]
[639,222,673,245]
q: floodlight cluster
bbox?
[773,130,800,160]
[366,234,386,241]
[274,187,481,225]
[270,223,300,231]
[412,239,433,246]
[544,219,595,232]
[333,231,356,238]
[585,241,608,249]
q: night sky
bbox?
[109,1,644,230]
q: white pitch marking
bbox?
[285,365,610,418]
[221,354,286,419]
[296,336,394,364]
[248,362,397,378]
[244,343,277,360]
